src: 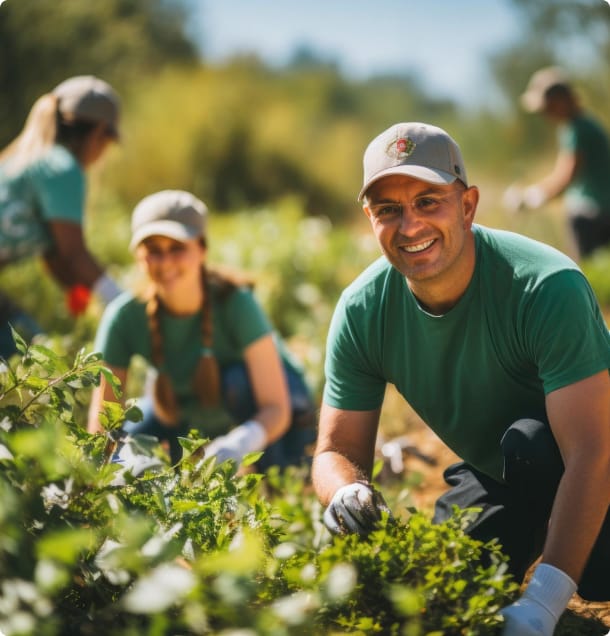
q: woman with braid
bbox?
[87,190,315,469]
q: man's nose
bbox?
[398,204,424,234]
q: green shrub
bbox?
[0,334,520,635]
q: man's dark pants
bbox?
[433,418,610,601]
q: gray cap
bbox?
[53,75,121,138]
[358,122,467,201]
[129,190,208,251]
[520,66,570,113]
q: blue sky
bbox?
[193,0,522,107]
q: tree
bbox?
[0,0,199,145]
[490,0,610,119]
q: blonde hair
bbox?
[144,264,254,426]
[0,93,59,176]
[0,91,104,176]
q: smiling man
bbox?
[312,122,610,636]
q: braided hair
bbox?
[144,263,253,426]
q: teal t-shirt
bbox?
[559,114,610,217]
[0,145,85,263]
[323,225,610,482]
[95,284,300,436]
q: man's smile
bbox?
[400,238,436,253]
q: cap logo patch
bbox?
[386,136,416,161]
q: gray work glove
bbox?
[323,481,392,536]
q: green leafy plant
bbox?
[3,335,600,636]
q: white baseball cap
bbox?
[53,75,121,139]
[358,122,467,201]
[520,66,571,113]
[129,190,208,251]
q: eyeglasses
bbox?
[367,188,466,222]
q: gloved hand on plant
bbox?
[110,435,165,486]
[500,563,577,635]
[203,419,267,466]
[323,481,393,536]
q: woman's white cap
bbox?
[129,190,208,251]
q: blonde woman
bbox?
[88,190,315,469]
[0,75,123,355]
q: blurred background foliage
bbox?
[1,0,609,401]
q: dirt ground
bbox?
[383,415,610,633]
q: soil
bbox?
[382,416,610,634]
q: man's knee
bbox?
[500,418,563,497]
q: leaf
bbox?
[123,563,196,613]
[0,443,14,461]
[241,450,263,466]
[36,528,96,565]
[123,404,143,423]
[99,366,123,397]
[10,325,28,355]
[23,375,47,392]
[29,344,68,373]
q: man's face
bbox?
[363,174,478,301]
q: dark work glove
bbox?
[323,481,392,536]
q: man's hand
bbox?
[502,185,525,214]
[500,564,576,636]
[323,481,392,536]
[502,184,547,214]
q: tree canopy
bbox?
[0,0,198,145]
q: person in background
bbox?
[503,66,610,260]
[87,189,316,471]
[312,122,610,636]
[0,75,123,357]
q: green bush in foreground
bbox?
[0,333,519,635]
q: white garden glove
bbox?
[501,563,577,636]
[110,436,165,486]
[323,481,392,536]
[502,184,547,213]
[522,184,547,209]
[203,420,267,465]
[502,185,526,214]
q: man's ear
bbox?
[462,186,479,227]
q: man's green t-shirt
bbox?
[323,225,610,482]
[0,145,85,263]
[559,114,610,217]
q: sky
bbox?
[192,0,523,108]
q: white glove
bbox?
[501,563,577,636]
[110,436,165,486]
[93,274,123,305]
[203,420,267,465]
[323,481,392,536]
[502,185,525,214]
[522,185,547,209]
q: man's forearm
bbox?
[312,450,371,506]
[542,457,610,582]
